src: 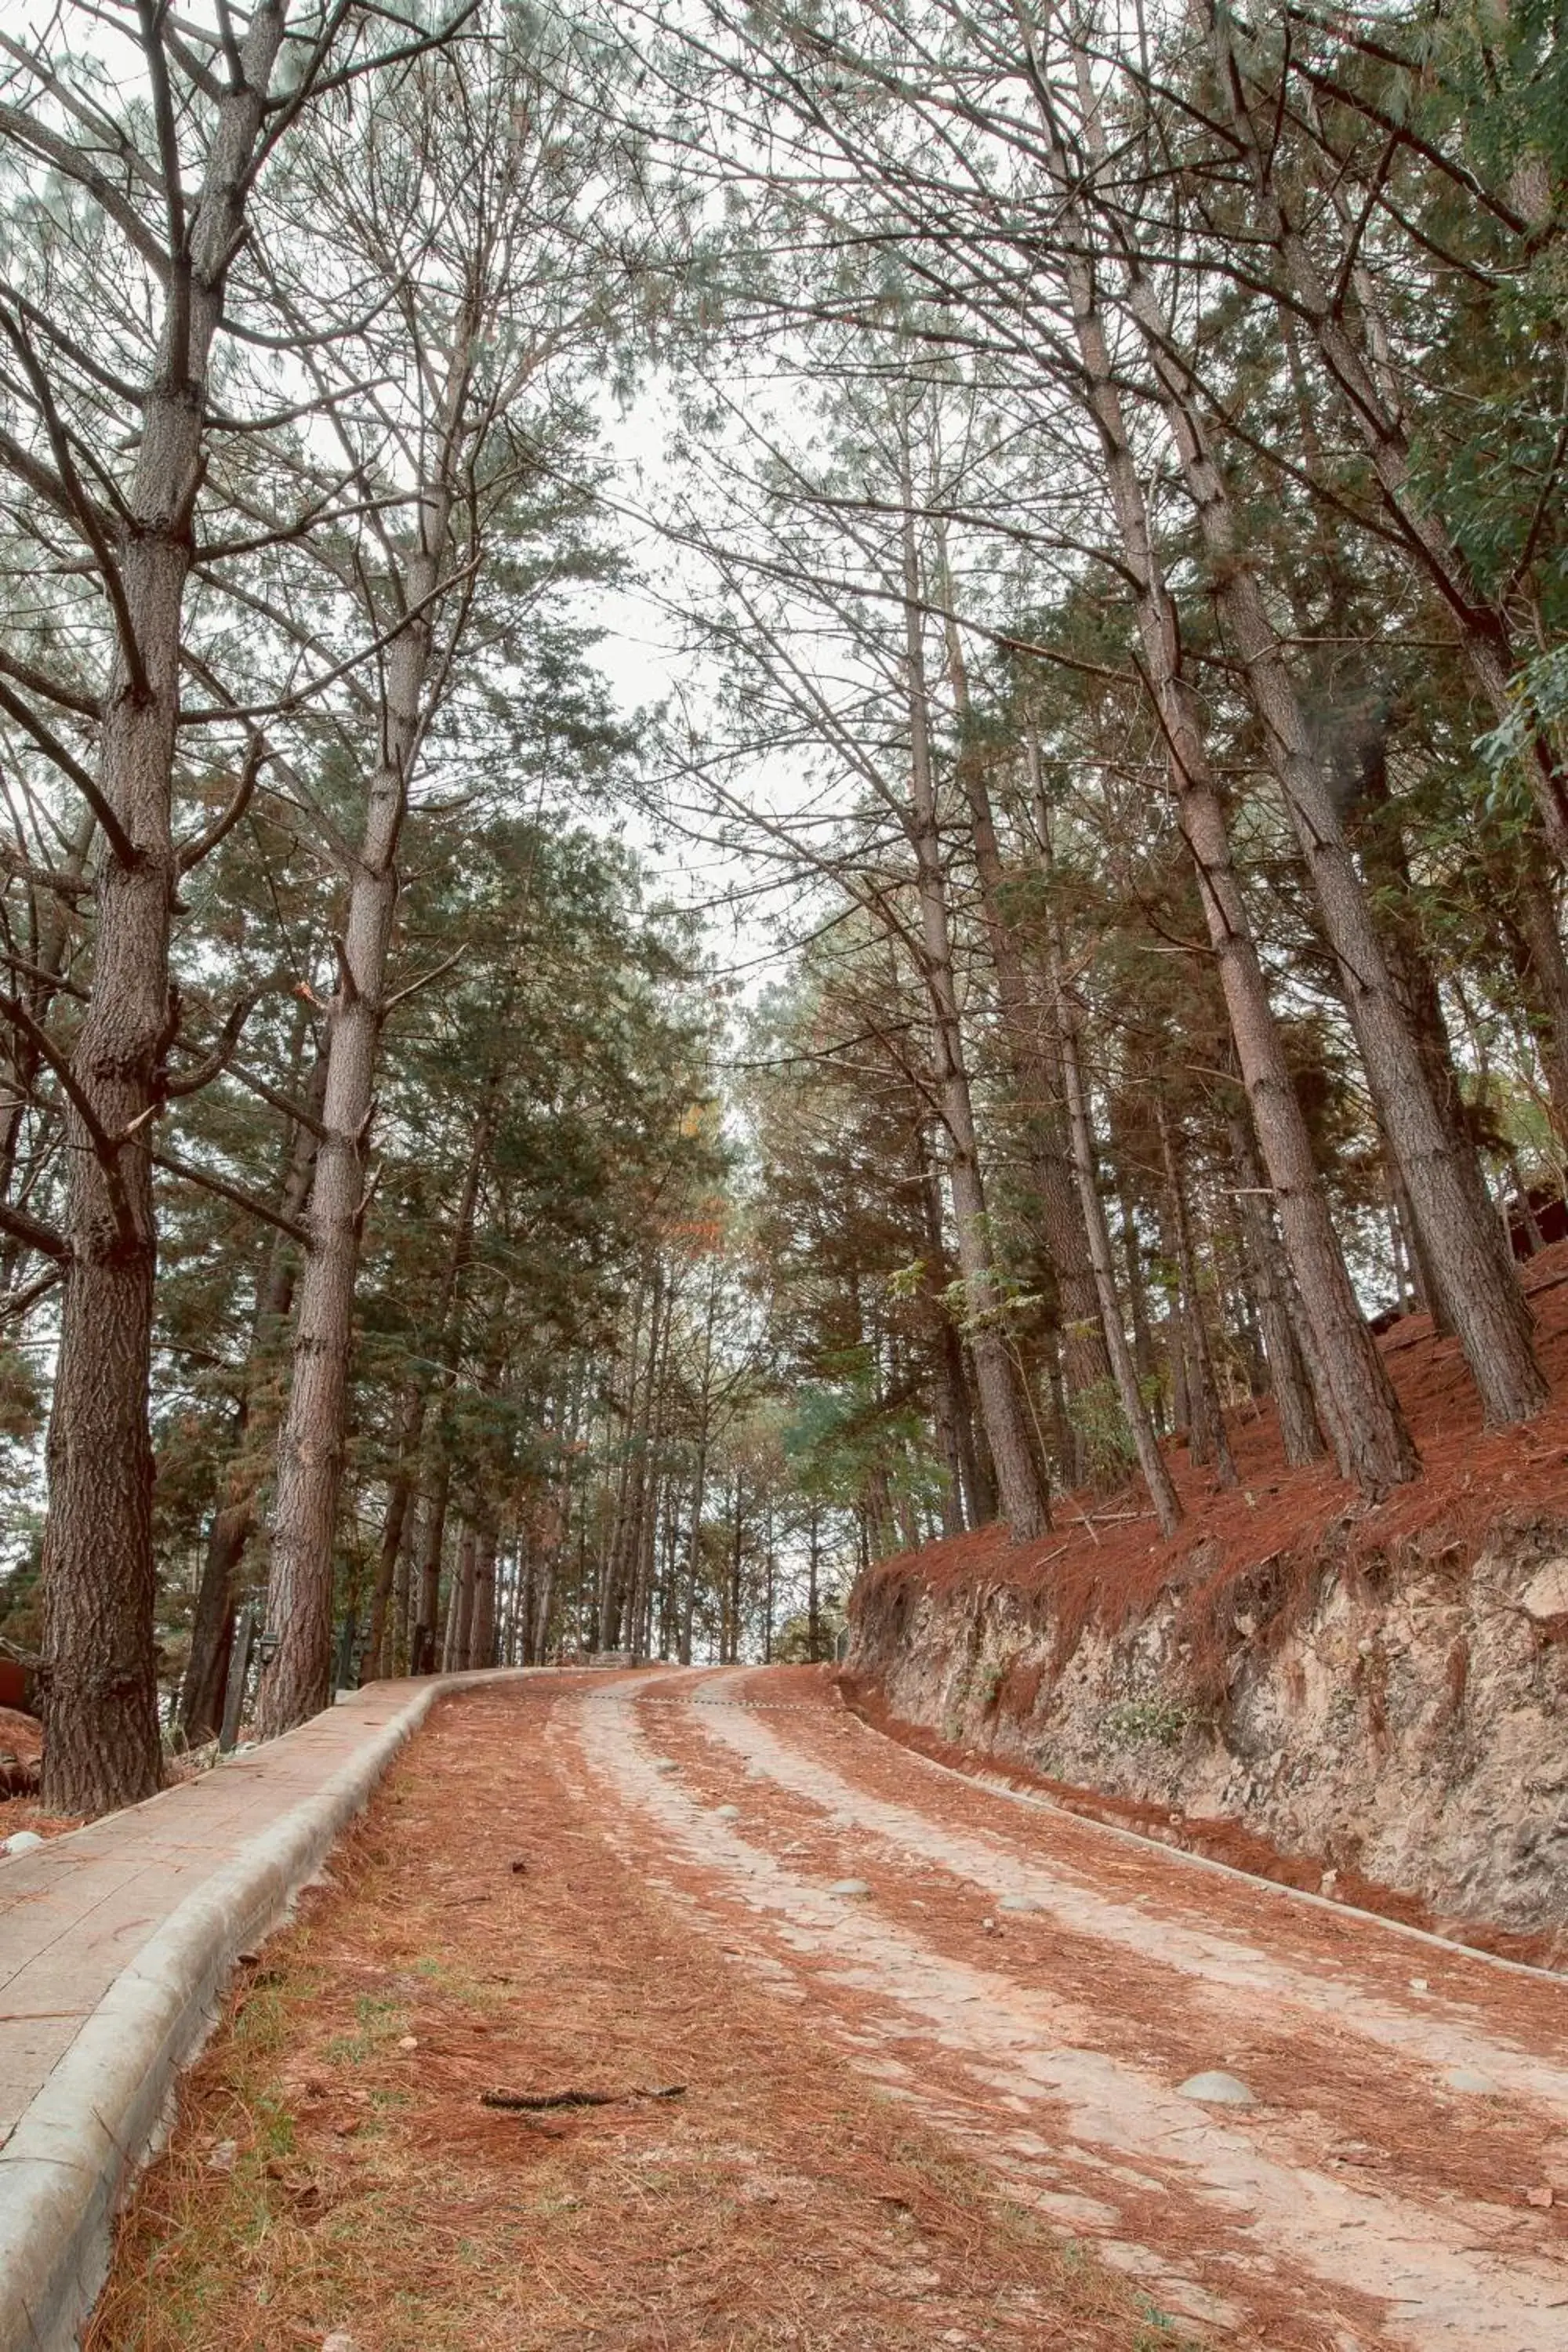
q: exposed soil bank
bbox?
[847,1247,1568,1963]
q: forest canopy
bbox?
[2,0,1566,1815]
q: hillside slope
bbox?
[846,1242,1568,1959]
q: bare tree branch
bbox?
[153,1145,310,1245]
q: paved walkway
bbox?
[0,1673,539,2352]
[0,1686,429,2149]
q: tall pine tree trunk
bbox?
[726,1474,746,1665]
[900,465,1049,1541]
[1018,75,1417,1497]
[365,1096,494,1675]
[258,485,452,1731]
[1226,1113,1324,1468]
[258,624,478,1734]
[1501,874,1568,1152]
[1050,939,1182,1537]
[365,1379,423,1679]
[599,1262,661,1650]
[676,1269,717,1667]
[915,1120,988,1529]
[414,1460,452,1676]
[470,1526,497,1670]
[42,4,289,1815]
[1156,1098,1238,1489]
[940,575,1112,1447]
[450,1525,477,1671]
[1098,159,1546,1425]
[180,1047,326,1742]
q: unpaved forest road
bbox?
[92,1662,1568,2352]
[577,1663,1568,2352]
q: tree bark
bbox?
[256,542,474,1736]
[1017,73,1418,1497]
[627,1294,673,1663]
[727,1473,745,1664]
[392,1508,413,1677]
[1096,136,1547,1425]
[41,2,289,1815]
[600,1258,663,1650]
[530,1550,554,1668]
[451,1523,477,1671]
[1501,869,1568,1153]
[914,1120,982,1531]
[678,1272,717,1666]
[939,574,1112,1452]
[1051,951,1183,1537]
[365,1091,497,1679]
[469,1526,495,1671]
[899,463,1049,1541]
[1226,1114,1325,1468]
[807,1505,822,1662]
[180,1047,325,1743]
[365,1380,422,1679]
[439,1553,461,1672]
[414,1459,451,1677]
[1156,1098,1238,1489]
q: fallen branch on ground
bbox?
[480,2084,687,2111]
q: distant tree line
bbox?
[2,0,1566,1812]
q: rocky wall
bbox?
[847,1527,1568,1939]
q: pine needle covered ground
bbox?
[88,1682,1184,2352]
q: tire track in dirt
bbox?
[572,1670,1568,2352]
[93,1679,1189,2352]
[785,1675,1568,2035]
[643,1693,1568,2233]
[681,1678,1568,2117]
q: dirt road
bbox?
[93,1666,1568,2352]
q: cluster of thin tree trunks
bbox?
[5,0,1568,1820]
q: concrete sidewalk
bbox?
[0,1669,530,2352]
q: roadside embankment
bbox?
[846,1245,1568,1962]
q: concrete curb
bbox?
[0,1667,529,2352]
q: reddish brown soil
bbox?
[659,1701,1552,2223]
[597,1671,1568,2343]
[86,1683,1181,2352]
[86,1674,1568,2350]
[0,1704,42,1761]
[723,1669,1568,2059]
[614,1709,1373,2346]
[0,1704,69,1840]
[626,1679,1568,2343]
[858,1240,1568,1673]
[850,1245,1568,1968]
